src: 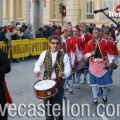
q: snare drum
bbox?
[72,57,84,73]
[33,79,58,99]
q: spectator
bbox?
[88,23,93,34]
[14,25,25,39]
[86,25,89,32]
[24,24,34,39]
[105,26,110,31]
[52,22,57,33]
[16,22,21,26]
[0,27,6,41]
[5,23,11,33]
[101,24,105,31]
[21,23,27,32]
[10,21,16,32]
[53,26,61,36]
[46,23,53,38]
[110,27,116,40]
[43,26,47,38]
[35,28,43,38]
[5,22,16,40]
[5,30,16,48]
[66,22,72,26]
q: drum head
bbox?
[34,80,56,90]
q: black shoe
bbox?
[63,96,67,100]
[83,79,86,83]
[15,59,20,63]
[65,88,69,92]
[101,88,103,94]
[13,58,20,63]
[97,92,100,96]
[102,96,107,103]
[70,90,74,95]
[107,88,110,92]
[92,101,98,105]
[9,59,12,63]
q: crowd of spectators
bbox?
[0,21,120,63]
[1,21,119,45]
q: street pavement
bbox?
[4,57,120,120]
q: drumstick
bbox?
[56,62,70,88]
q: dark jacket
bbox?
[35,31,43,38]
[0,49,11,81]
[0,49,11,105]
[46,26,53,38]
[0,31,6,41]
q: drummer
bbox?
[34,35,71,120]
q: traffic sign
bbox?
[116,5,120,13]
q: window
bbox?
[102,0,118,20]
[16,0,22,18]
[86,0,94,19]
[2,0,10,19]
[50,0,63,19]
[54,0,56,18]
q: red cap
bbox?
[73,27,80,31]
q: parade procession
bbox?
[0,0,120,120]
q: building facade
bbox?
[1,0,120,32]
[43,0,120,27]
[1,0,43,33]
[2,0,27,25]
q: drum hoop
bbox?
[34,79,57,90]
[35,89,58,99]
[34,80,42,86]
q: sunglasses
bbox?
[51,42,59,45]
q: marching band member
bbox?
[103,30,118,75]
[79,23,93,83]
[65,26,75,95]
[70,27,84,89]
[59,28,67,53]
[34,35,71,120]
[59,28,68,100]
[84,28,114,104]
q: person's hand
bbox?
[59,72,64,77]
[91,51,95,56]
[103,63,113,69]
[14,31,17,34]
[107,63,113,69]
[35,72,40,78]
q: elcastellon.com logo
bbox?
[0,101,120,117]
[109,5,120,17]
